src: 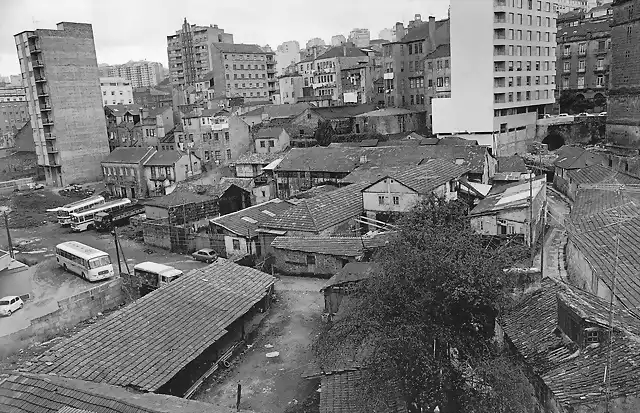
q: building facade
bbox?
[0,86,29,146]
[182,109,252,166]
[607,0,640,147]
[101,61,164,88]
[556,19,611,104]
[166,18,234,87]
[425,44,452,124]
[209,43,277,103]
[348,28,371,47]
[432,0,557,157]
[143,150,199,197]
[381,17,451,113]
[278,74,304,104]
[100,77,134,106]
[331,35,347,46]
[14,22,110,186]
[275,41,301,76]
[101,147,156,199]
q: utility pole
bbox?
[3,210,13,259]
[529,169,534,265]
[113,228,122,275]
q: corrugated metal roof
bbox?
[27,259,275,392]
[144,150,186,166]
[272,234,391,257]
[103,147,155,164]
[210,199,293,237]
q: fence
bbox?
[142,219,227,256]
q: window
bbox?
[585,329,599,344]
[226,149,232,160]
[260,140,266,147]
[596,75,604,86]
[378,195,386,205]
[232,239,241,250]
[392,196,400,205]
[577,76,585,88]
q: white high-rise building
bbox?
[100,77,134,106]
[103,61,164,88]
[378,28,394,42]
[331,34,347,46]
[275,41,301,75]
[432,0,557,156]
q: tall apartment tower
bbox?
[14,22,109,186]
[167,18,234,87]
[104,61,164,88]
[432,0,557,156]
[607,0,640,147]
[275,41,301,75]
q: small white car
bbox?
[558,113,570,117]
[599,112,608,117]
[0,296,24,316]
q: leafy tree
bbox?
[315,197,535,413]
[314,120,335,146]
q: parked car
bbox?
[0,296,24,316]
[192,248,218,263]
[576,112,593,117]
[599,112,608,117]
[542,114,553,119]
[558,113,570,117]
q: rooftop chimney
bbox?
[394,22,405,41]
[427,16,436,52]
[415,14,422,21]
[343,45,347,57]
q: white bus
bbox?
[57,195,105,226]
[133,262,183,289]
[70,198,131,232]
[55,241,114,282]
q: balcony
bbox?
[578,50,587,57]
[494,13,507,24]
[562,53,572,59]
[267,68,276,74]
[212,122,229,131]
[494,62,506,72]
[34,73,46,83]
[494,29,507,40]
[594,64,609,72]
[47,156,60,166]
[384,72,394,80]
[42,116,53,126]
[36,86,49,97]
[494,0,507,5]
[44,132,55,140]
[149,174,168,181]
[45,143,58,153]
[32,58,44,67]
[577,84,585,89]
[595,48,608,55]
[28,42,41,54]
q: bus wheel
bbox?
[63,264,68,272]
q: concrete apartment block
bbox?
[15,22,110,186]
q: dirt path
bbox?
[194,276,325,413]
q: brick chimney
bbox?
[394,22,405,41]
[140,107,149,120]
[427,16,437,52]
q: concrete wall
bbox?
[272,248,354,277]
[355,112,427,136]
[0,277,123,358]
[536,117,607,146]
[40,23,110,185]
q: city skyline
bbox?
[0,0,450,76]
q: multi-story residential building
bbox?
[432,0,557,157]
[607,0,640,147]
[100,77,134,106]
[279,74,304,104]
[166,18,234,87]
[102,61,164,88]
[209,43,277,103]
[104,105,174,151]
[181,108,251,166]
[101,146,155,198]
[0,86,29,144]
[275,41,301,75]
[310,45,372,105]
[556,19,610,105]
[331,35,347,46]
[378,28,395,42]
[254,127,290,154]
[14,22,110,186]
[144,150,200,196]
[381,16,450,113]
[341,64,382,105]
[425,44,452,123]
[557,0,611,13]
[348,28,371,47]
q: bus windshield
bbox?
[89,256,111,269]
[58,210,70,218]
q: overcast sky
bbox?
[0,0,449,76]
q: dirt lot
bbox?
[194,276,325,413]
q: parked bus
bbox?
[133,261,183,293]
[70,198,131,232]
[94,204,145,232]
[57,195,105,226]
[55,241,114,281]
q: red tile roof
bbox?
[261,183,368,233]
[27,259,275,392]
[567,164,640,187]
[272,233,393,257]
[0,373,220,413]
[554,146,605,169]
[322,262,381,290]
[503,278,640,408]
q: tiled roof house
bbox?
[502,277,640,412]
[26,259,275,397]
